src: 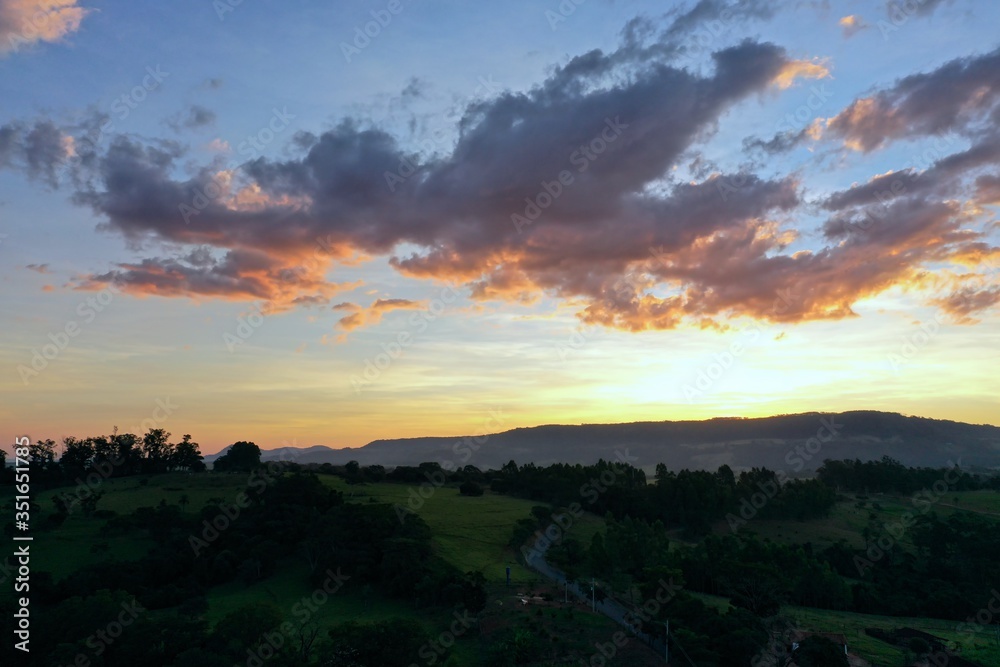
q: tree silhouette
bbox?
[213,441,261,472]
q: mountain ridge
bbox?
[206,411,1000,473]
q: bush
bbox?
[459,481,484,497]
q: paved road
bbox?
[523,533,669,661]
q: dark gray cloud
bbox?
[5,15,997,328]
[166,105,217,132]
[826,45,1000,152]
[0,119,70,187]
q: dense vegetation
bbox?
[2,433,999,665]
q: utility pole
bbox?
[664,620,669,664]
[591,578,595,612]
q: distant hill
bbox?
[206,411,1000,473]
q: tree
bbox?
[730,573,784,618]
[112,431,143,475]
[459,481,484,496]
[211,602,283,659]
[213,441,262,472]
[141,428,174,473]
[59,437,95,478]
[171,434,206,471]
[28,439,57,472]
[80,490,103,517]
[323,618,432,666]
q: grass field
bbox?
[716,489,1000,551]
[318,476,606,583]
[8,473,998,665]
[10,471,607,582]
[690,591,1000,667]
[2,473,252,578]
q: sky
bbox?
[0,0,998,455]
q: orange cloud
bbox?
[0,0,89,54]
[838,15,867,38]
[334,298,427,338]
[773,59,830,89]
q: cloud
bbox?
[25,262,49,273]
[334,298,425,339]
[932,285,1000,323]
[884,0,952,19]
[0,119,74,186]
[772,58,830,89]
[6,17,998,334]
[0,0,89,55]
[825,46,1000,152]
[74,247,362,313]
[838,15,867,38]
[167,105,217,132]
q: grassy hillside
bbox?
[714,489,1000,550]
[7,472,998,666]
[318,476,605,579]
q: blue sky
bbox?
[1,0,998,453]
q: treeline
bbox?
[490,459,836,536]
[3,429,207,486]
[512,509,830,667]
[508,459,1000,629]
[824,510,1000,619]
[0,471,486,666]
[817,455,999,494]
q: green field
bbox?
[318,477,605,582]
[4,471,626,664]
[7,473,999,665]
[690,592,1000,667]
[717,489,1000,551]
[10,473,258,577]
